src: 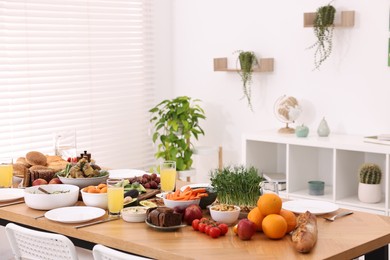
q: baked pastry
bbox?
[291,211,318,253]
[12,163,28,178]
[146,207,182,227]
[47,160,68,172]
[46,155,63,164]
[26,151,47,166]
[16,157,31,168]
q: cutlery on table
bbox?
[0,200,24,208]
[323,211,353,222]
[74,217,120,229]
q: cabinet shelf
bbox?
[213,57,274,73]
[304,10,355,28]
[243,131,390,216]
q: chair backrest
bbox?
[5,223,79,260]
[92,244,150,260]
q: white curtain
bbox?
[0,0,155,170]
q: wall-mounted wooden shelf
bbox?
[304,10,355,28]
[213,57,274,73]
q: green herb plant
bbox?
[149,96,206,171]
[308,3,336,70]
[234,50,258,110]
[210,165,264,207]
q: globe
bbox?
[274,95,301,134]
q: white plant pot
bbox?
[358,183,381,203]
[177,168,196,182]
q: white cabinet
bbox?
[242,131,390,215]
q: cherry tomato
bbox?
[205,224,213,235]
[192,219,200,231]
[199,217,209,224]
[198,223,206,233]
[209,227,221,238]
[218,223,229,235]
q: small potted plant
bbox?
[235,50,258,110]
[149,96,206,171]
[308,3,336,70]
[358,163,382,203]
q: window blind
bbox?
[0,0,155,170]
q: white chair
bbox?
[5,222,80,260]
[92,244,150,260]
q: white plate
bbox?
[0,189,24,202]
[179,183,212,192]
[282,199,339,215]
[108,169,148,179]
[45,206,105,224]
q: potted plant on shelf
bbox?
[149,96,206,172]
[358,163,382,203]
[234,50,258,110]
[308,3,336,70]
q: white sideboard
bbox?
[242,131,390,215]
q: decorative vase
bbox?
[317,117,330,137]
[358,183,381,203]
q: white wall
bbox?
[157,0,390,168]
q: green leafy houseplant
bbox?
[235,50,258,110]
[149,96,206,171]
[308,3,336,70]
[210,165,264,207]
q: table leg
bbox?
[365,245,388,260]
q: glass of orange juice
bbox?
[160,161,177,192]
[0,158,13,188]
[107,178,124,216]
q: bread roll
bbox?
[16,157,31,168]
[26,151,47,166]
[12,164,28,178]
[291,211,318,253]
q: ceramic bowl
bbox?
[180,183,217,209]
[160,193,200,210]
[58,175,108,189]
[209,205,240,225]
[80,189,108,209]
[24,184,79,210]
[121,206,148,223]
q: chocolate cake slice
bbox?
[147,207,182,227]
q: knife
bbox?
[74,217,120,229]
[0,200,24,208]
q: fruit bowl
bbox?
[80,189,108,209]
[24,184,79,210]
[159,192,200,210]
[209,204,240,225]
[58,175,108,189]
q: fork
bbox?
[323,211,353,221]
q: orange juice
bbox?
[0,164,13,188]
[107,186,124,215]
[160,168,177,192]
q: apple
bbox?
[183,204,203,225]
[32,178,48,186]
[237,218,257,240]
[49,178,62,184]
[295,124,309,138]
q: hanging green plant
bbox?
[234,50,257,110]
[308,3,336,70]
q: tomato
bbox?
[192,219,200,231]
[209,227,221,239]
[199,217,209,224]
[198,223,206,233]
[205,224,212,235]
[218,223,229,235]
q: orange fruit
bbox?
[233,224,238,235]
[257,193,282,216]
[88,187,100,193]
[262,214,287,239]
[247,207,264,231]
[279,209,297,233]
[99,187,108,193]
[97,183,106,189]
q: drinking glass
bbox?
[160,161,177,192]
[53,129,77,160]
[0,158,13,188]
[107,178,124,216]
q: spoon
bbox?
[323,211,353,222]
[38,187,51,194]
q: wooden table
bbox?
[0,199,390,260]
